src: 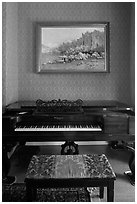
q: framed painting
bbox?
[36,22,109,73]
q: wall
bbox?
[2,2,18,106]
[130,3,135,107]
[3,2,135,106]
[2,3,6,106]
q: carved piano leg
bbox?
[124,144,135,186]
[110,141,135,185]
[2,143,16,185]
[61,141,79,155]
[2,144,10,178]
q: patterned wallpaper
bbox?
[3,2,135,106]
[2,3,6,106]
[2,2,18,106]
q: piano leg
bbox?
[2,143,16,185]
[124,147,135,186]
[2,145,10,179]
[110,141,135,186]
[61,140,79,155]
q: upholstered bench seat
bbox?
[25,154,116,202]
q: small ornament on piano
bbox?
[36,99,83,113]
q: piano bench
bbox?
[24,154,116,202]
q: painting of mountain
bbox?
[37,23,109,72]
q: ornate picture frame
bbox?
[36,22,109,73]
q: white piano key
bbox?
[15,125,102,132]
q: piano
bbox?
[3,99,135,144]
[2,99,135,183]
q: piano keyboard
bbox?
[15,124,102,132]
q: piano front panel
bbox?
[103,112,128,134]
[129,116,135,135]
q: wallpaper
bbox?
[3,2,134,106]
[2,3,6,107]
[2,2,18,106]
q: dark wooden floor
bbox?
[9,143,135,202]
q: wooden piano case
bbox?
[103,112,129,134]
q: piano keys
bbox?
[15,124,102,132]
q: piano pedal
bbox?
[61,141,79,155]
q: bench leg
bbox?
[32,188,37,201]
[99,186,104,199]
[107,181,114,202]
[26,184,33,201]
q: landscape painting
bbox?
[36,22,109,73]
